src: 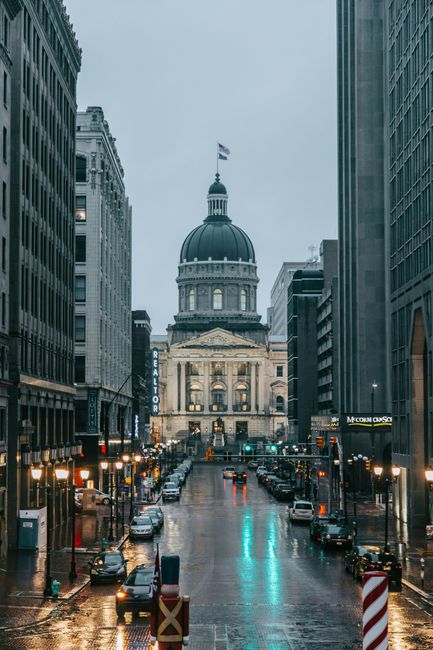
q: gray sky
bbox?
[67,0,337,334]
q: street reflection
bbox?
[265,512,281,605]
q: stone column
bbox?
[227,362,233,412]
[251,363,257,412]
[257,362,264,412]
[180,362,186,413]
[204,362,209,412]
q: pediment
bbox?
[173,328,261,350]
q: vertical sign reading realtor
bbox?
[151,348,160,415]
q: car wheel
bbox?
[90,577,96,586]
[116,607,125,619]
[102,497,110,505]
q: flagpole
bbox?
[216,142,219,176]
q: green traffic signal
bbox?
[245,444,252,452]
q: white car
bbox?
[162,482,180,500]
[75,488,111,505]
[289,501,314,523]
[143,477,154,489]
[256,466,266,476]
[129,516,154,540]
[222,466,236,479]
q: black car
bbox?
[344,545,381,578]
[310,515,333,541]
[320,524,352,549]
[377,551,402,586]
[233,469,247,483]
[115,564,155,618]
[89,550,127,585]
[273,483,295,502]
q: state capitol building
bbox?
[151,175,287,447]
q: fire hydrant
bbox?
[51,579,60,599]
[101,537,107,551]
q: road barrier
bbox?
[362,571,388,650]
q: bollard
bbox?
[101,537,107,551]
[362,571,388,650]
[51,579,60,600]
[420,557,425,590]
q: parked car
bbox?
[319,524,352,549]
[256,466,266,476]
[115,564,155,618]
[223,466,236,479]
[89,550,127,585]
[273,483,295,502]
[267,477,286,494]
[147,511,162,532]
[261,473,278,487]
[162,482,180,500]
[310,515,334,541]
[289,501,314,523]
[75,488,111,506]
[247,460,259,470]
[344,545,381,577]
[144,506,164,526]
[74,498,83,513]
[233,469,247,483]
[167,475,182,490]
[376,550,403,587]
[129,516,154,540]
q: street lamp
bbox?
[371,382,378,462]
[69,467,89,580]
[32,466,69,596]
[373,464,400,548]
[425,467,433,526]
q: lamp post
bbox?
[347,457,358,521]
[100,460,114,542]
[32,465,69,597]
[130,453,142,521]
[370,382,378,460]
[425,467,433,526]
[115,460,123,536]
[69,468,89,581]
[374,464,401,548]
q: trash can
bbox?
[396,542,407,561]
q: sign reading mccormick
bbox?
[151,347,160,415]
[341,414,392,433]
[87,388,99,434]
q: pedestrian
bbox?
[313,483,318,501]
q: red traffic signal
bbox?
[329,436,337,444]
[316,436,325,448]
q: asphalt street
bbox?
[1,465,433,649]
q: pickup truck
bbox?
[162,482,180,501]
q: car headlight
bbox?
[348,535,352,540]
[326,534,331,539]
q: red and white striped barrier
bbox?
[362,571,388,650]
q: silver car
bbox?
[129,516,154,540]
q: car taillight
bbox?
[243,473,247,477]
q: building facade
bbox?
[268,262,305,337]
[0,0,22,556]
[132,310,151,445]
[152,176,287,445]
[386,1,433,531]
[317,240,339,415]
[6,0,81,550]
[287,269,324,442]
[74,107,132,477]
[337,0,389,419]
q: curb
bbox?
[402,577,433,605]
[0,530,130,634]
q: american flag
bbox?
[218,143,230,156]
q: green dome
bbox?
[180,220,255,263]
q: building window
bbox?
[75,275,86,302]
[211,382,226,411]
[74,355,85,383]
[3,72,7,106]
[234,382,249,411]
[1,237,5,271]
[2,127,6,161]
[76,155,86,183]
[276,396,284,412]
[188,382,203,412]
[0,408,5,442]
[75,235,86,262]
[188,288,195,311]
[2,182,6,218]
[1,293,5,327]
[213,288,222,310]
[75,195,86,221]
[75,315,85,342]
[240,289,247,311]
[3,15,9,50]
[276,365,283,377]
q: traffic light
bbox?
[315,436,325,448]
[244,444,252,452]
[270,444,277,452]
[365,458,371,471]
[329,436,337,444]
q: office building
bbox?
[317,240,339,415]
[6,0,81,549]
[268,263,305,337]
[74,107,132,477]
[132,310,151,445]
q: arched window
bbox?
[276,396,284,412]
[188,288,195,311]
[211,382,226,411]
[240,289,247,311]
[213,288,222,310]
[234,382,250,411]
[188,382,203,411]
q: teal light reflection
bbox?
[265,511,281,605]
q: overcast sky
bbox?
[66,0,337,334]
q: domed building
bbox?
[151,176,287,448]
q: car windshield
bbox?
[295,503,312,510]
[99,553,122,565]
[132,517,151,526]
[327,526,348,534]
[379,554,397,564]
[125,570,153,586]
[225,467,235,471]
[165,483,176,489]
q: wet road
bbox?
[1,465,433,649]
